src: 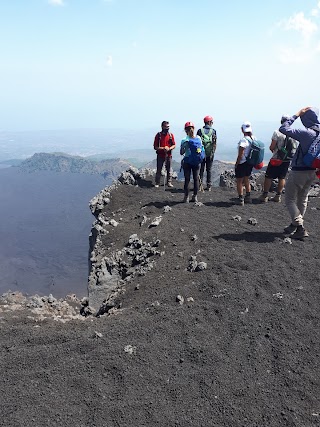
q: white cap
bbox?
[241,121,252,133]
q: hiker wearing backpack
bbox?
[153,121,176,188]
[279,106,319,239]
[180,121,205,203]
[258,115,298,203]
[234,122,258,206]
[197,115,217,191]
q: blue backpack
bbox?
[184,137,205,166]
[245,137,265,166]
[303,131,320,168]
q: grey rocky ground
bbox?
[1,167,320,427]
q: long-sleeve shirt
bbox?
[279,116,317,170]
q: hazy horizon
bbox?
[0,120,291,163]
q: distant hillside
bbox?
[18,152,133,180]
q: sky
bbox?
[1,0,320,132]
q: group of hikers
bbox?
[153,107,320,240]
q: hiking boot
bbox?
[244,194,252,204]
[291,226,309,240]
[271,194,281,202]
[207,184,212,192]
[167,182,173,188]
[154,184,159,188]
[183,195,189,203]
[238,196,244,206]
[283,224,297,235]
[258,193,268,203]
[191,195,198,202]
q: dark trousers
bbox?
[199,156,213,185]
[155,155,172,185]
[183,162,200,196]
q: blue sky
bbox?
[1,0,320,131]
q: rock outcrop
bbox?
[18,152,132,180]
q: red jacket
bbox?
[154,132,175,158]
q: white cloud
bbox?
[48,0,65,5]
[273,7,320,64]
[282,12,317,40]
[106,55,113,66]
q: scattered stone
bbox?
[283,237,292,244]
[187,256,198,272]
[194,201,204,207]
[247,217,258,225]
[109,219,119,227]
[135,284,140,290]
[149,216,163,228]
[163,206,172,213]
[124,345,137,355]
[140,215,148,227]
[233,215,242,221]
[273,292,283,300]
[176,295,184,305]
[191,235,198,241]
[196,261,207,271]
[94,331,103,338]
[186,297,194,302]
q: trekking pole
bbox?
[163,151,167,191]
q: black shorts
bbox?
[235,162,254,178]
[265,161,290,180]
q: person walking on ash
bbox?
[153,121,176,188]
[279,107,319,239]
[258,115,298,203]
[197,115,217,191]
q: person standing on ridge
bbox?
[153,121,176,188]
[197,115,217,191]
[279,106,319,239]
[180,121,205,203]
[234,121,256,206]
[258,115,298,203]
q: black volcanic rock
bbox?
[0,167,319,427]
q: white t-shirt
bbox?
[238,136,256,164]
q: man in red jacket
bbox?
[153,120,176,187]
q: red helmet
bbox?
[204,115,213,123]
[254,162,264,170]
[184,121,194,129]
